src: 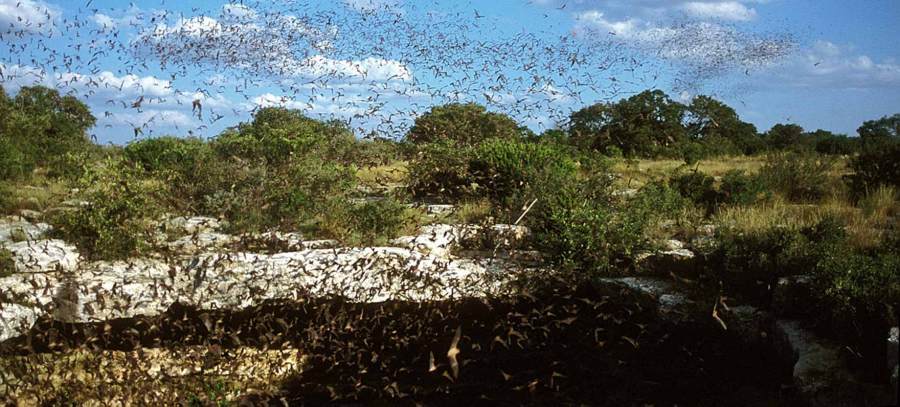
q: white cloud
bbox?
[0,0,58,35]
[110,109,195,128]
[761,41,900,89]
[682,2,757,21]
[292,55,412,82]
[575,11,793,76]
[135,8,412,84]
[222,3,257,20]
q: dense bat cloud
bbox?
[0,0,796,141]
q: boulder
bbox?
[0,273,59,341]
[2,239,80,273]
[391,224,530,258]
[390,224,480,258]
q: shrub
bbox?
[124,136,208,175]
[407,141,474,202]
[670,170,717,210]
[347,198,410,245]
[0,137,30,180]
[759,151,835,202]
[406,103,523,146]
[50,161,167,260]
[709,216,844,300]
[352,138,411,167]
[527,164,663,275]
[847,140,900,198]
[214,108,356,164]
[718,170,768,206]
[811,249,899,380]
[469,139,578,206]
[528,183,616,274]
[0,247,14,277]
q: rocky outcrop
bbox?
[2,239,80,273]
[0,246,518,342]
[390,224,530,258]
[0,216,51,244]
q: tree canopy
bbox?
[406,103,523,146]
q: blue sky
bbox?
[0,0,898,144]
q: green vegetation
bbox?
[0,247,14,277]
[407,103,525,146]
[1,86,897,384]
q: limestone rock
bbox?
[162,216,223,235]
[0,247,512,342]
[3,239,80,273]
[166,232,238,254]
[0,216,51,244]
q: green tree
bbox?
[685,95,761,155]
[214,107,355,164]
[568,90,688,158]
[763,123,804,151]
[406,103,522,146]
[857,113,900,140]
[0,85,96,179]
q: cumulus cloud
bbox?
[132,6,411,84]
[682,1,757,21]
[0,0,59,35]
[761,41,900,89]
[575,10,793,81]
[0,63,174,98]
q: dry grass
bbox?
[356,161,409,189]
[714,190,898,250]
[611,155,850,189]
[612,156,767,188]
[0,173,71,214]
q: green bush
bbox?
[347,198,409,245]
[847,140,900,198]
[527,164,669,275]
[469,139,578,206]
[124,136,209,175]
[0,247,14,277]
[670,170,717,210]
[407,141,474,202]
[759,151,835,202]
[214,107,355,165]
[406,103,523,146]
[50,161,167,260]
[708,217,844,300]
[718,170,768,206]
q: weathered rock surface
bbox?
[2,239,80,273]
[773,319,895,406]
[0,216,51,244]
[162,216,223,235]
[0,247,515,342]
[390,224,530,258]
[165,232,238,254]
